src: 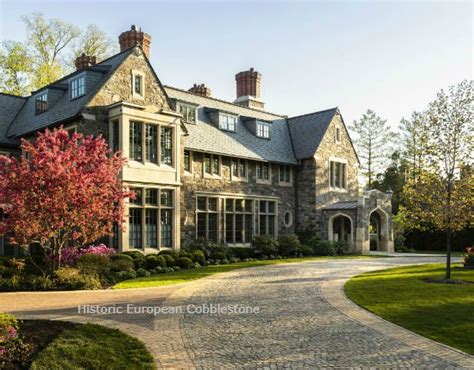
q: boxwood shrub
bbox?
[145,255,166,270]
[176,257,193,269]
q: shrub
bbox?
[54,267,101,290]
[277,234,301,257]
[113,270,137,281]
[191,250,206,265]
[252,235,279,256]
[135,268,150,277]
[110,254,134,272]
[145,255,166,270]
[186,239,227,259]
[297,227,320,245]
[158,250,180,259]
[212,252,227,261]
[463,247,474,267]
[311,239,336,256]
[161,254,176,267]
[176,257,193,269]
[25,276,54,291]
[5,258,26,275]
[227,247,254,260]
[0,313,18,340]
[77,254,110,277]
[54,244,116,267]
[0,313,34,369]
[299,245,314,256]
[121,251,146,269]
[334,240,350,256]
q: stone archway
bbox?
[328,213,353,247]
[368,208,390,251]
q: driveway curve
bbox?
[1,256,473,368]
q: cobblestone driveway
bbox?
[1,256,473,368]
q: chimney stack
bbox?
[188,83,212,97]
[119,25,151,59]
[75,53,96,70]
[234,68,264,110]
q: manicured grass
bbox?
[344,263,474,355]
[25,321,155,369]
[114,255,376,289]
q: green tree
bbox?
[0,41,32,96]
[402,80,473,279]
[73,24,117,62]
[350,110,393,188]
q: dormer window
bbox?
[256,122,270,139]
[219,114,237,132]
[178,102,197,124]
[70,75,85,99]
[132,70,145,99]
[35,92,48,114]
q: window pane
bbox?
[257,163,262,179]
[260,215,267,235]
[235,199,243,212]
[204,154,211,174]
[335,162,341,188]
[197,213,206,239]
[260,201,267,213]
[263,163,269,180]
[341,163,346,188]
[188,107,196,123]
[145,189,158,205]
[208,198,217,211]
[245,200,253,212]
[208,213,218,242]
[245,214,253,243]
[213,157,219,175]
[145,209,158,248]
[268,201,275,214]
[130,188,142,205]
[226,199,234,212]
[160,128,172,165]
[112,120,119,153]
[130,122,142,161]
[286,167,291,182]
[129,208,142,248]
[268,215,275,236]
[184,150,190,171]
[231,159,238,177]
[235,214,243,243]
[330,162,335,187]
[134,75,142,94]
[160,209,172,248]
[197,197,207,210]
[225,214,234,243]
[161,190,172,206]
[239,161,245,177]
[145,124,157,163]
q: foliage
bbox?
[121,251,146,269]
[252,235,279,256]
[0,313,34,369]
[227,247,254,260]
[311,240,336,256]
[349,109,394,188]
[110,254,134,273]
[333,240,350,255]
[0,128,129,271]
[77,254,110,277]
[54,267,101,290]
[0,13,116,92]
[277,234,301,257]
[463,247,474,267]
[160,254,176,268]
[53,244,116,267]
[158,250,180,259]
[190,250,206,265]
[176,257,193,269]
[296,227,320,246]
[145,255,167,270]
[299,245,314,256]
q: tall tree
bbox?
[402,80,474,279]
[350,110,393,188]
[0,41,32,96]
[0,127,130,270]
[399,111,430,181]
[73,24,117,62]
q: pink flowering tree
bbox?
[0,127,130,270]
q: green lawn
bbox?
[27,322,155,369]
[344,263,474,355]
[114,255,376,289]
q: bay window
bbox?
[161,127,172,165]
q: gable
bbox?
[87,47,172,111]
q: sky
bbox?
[0,0,472,128]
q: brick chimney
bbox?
[75,53,96,70]
[234,68,264,110]
[119,25,151,59]
[188,83,212,97]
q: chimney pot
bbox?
[74,54,96,70]
[119,25,152,59]
[188,83,212,97]
[234,68,264,109]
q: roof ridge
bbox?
[164,85,286,118]
[288,107,338,120]
[0,92,27,99]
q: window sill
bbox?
[329,187,348,193]
[128,161,176,172]
[256,179,271,185]
[203,173,221,180]
[231,176,248,182]
[278,181,293,187]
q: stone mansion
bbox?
[0,26,394,256]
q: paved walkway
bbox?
[1,256,473,368]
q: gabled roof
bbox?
[0,93,26,146]
[324,200,358,210]
[287,108,338,159]
[6,47,135,138]
[165,87,297,165]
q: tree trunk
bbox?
[445,231,452,280]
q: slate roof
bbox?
[0,93,26,146]
[287,108,338,159]
[165,87,298,165]
[6,47,135,138]
[324,200,358,210]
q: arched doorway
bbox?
[369,208,389,251]
[328,213,353,246]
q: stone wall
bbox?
[294,158,317,232]
[180,150,296,246]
